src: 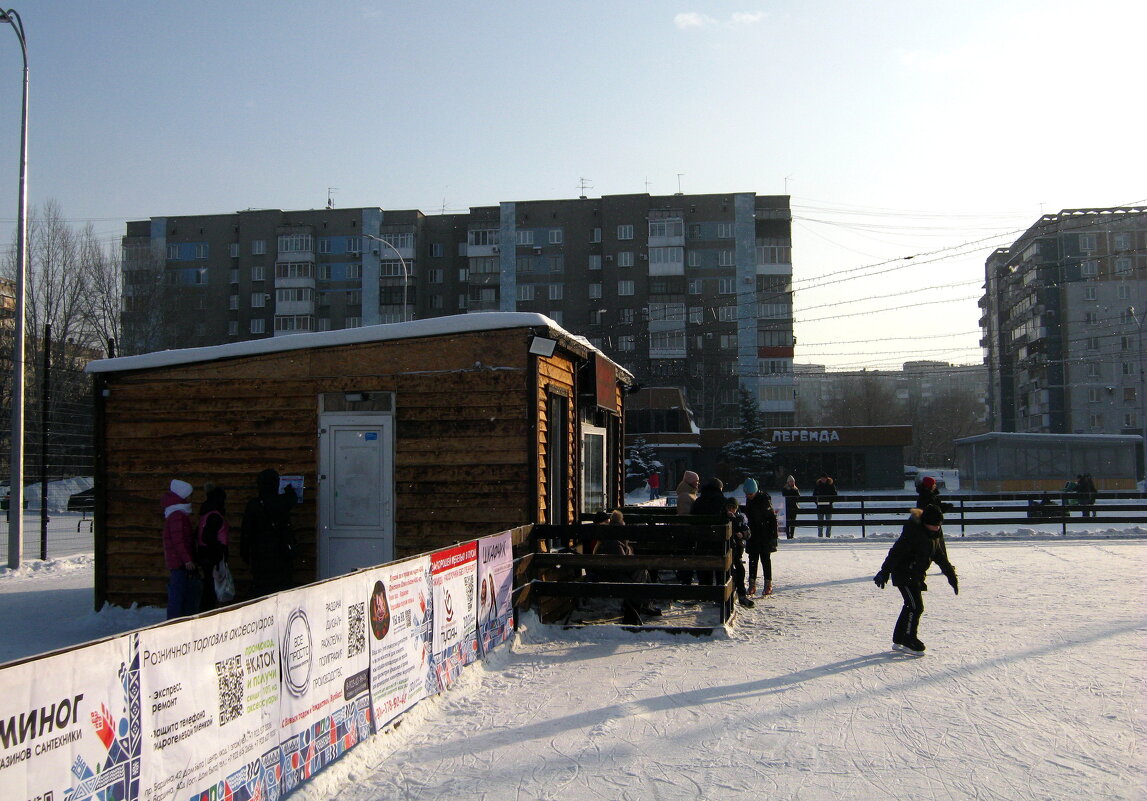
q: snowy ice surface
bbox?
[2,531,1144,800]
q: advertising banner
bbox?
[1,635,138,801]
[276,579,373,796]
[363,556,432,729]
[429,542,479,693]
[476,532,514,655]
[137,597,281,801]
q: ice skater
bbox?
[873,505,958,654]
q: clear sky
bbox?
[0,1,1143,370]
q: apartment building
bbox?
[122,192,794,428]
[980,207,1147,438]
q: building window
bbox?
[1079,233,1097,252]
[517,230,534,246]
[688,279,702,295]
[618,280,635,296]
[346,316,362,328]
[518,284,535,302]
[687,250,700,267]
[458,294,468,309]
[318,238,332,255]
[429,294,443,309]
[428,269,444,283]
[228,321,239,336]
[469,229,499,247]
[1086,336,1100,350]
[1125,412,1139,428]
[251,265,265,281]
[591,227,601,243]
[589,254,602,271]
[648,219,684,238]
[432,243,444,257]
[617,224,634,240]
[229,269,239,284]
[1089,413,1102,428]
[719,333,738,348]
[717,223,734,239]
[250,318,265,334]
[229,243,239,258]
[346,236,361,254]
[717,305,737,322]
[252,239,266,255]
[619,308,635,324]
[1086,362,1101,378]
[278,234,313,253]
[276,288,314,303]
[547,255,564,273]
[276,262,315,280]
[689,306,703,324]
[1083,286,1097,301]
[1084,311,1098,326]
[229,294,239,310]
[589,283,602,299]
[1088,387,1101,403]
[618,251,634,268]
[549,310,563,325]
[1124,387,1137,402]
[1118,284,1130,300]
[1123,362,1136,376]
[719,250,735,267]
[1081,260,1099,277]
[458,267,468,282]
[1114,232,1132,250]
[718,278,736,294]
[618,335,636,351]
[251,292,267,308]
[549,229,563,244]
[549,284,563,301]
[1115,256,1132,274]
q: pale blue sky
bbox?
[1,0,1143,368]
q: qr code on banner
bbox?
[347,602,366,658]
[215,654,244,725]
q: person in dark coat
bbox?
[742,478,778,596]
[678,478,727,586]
[915,475,950,513]
[873,505,958,654]
[781,475,800,539]
[196,484,230,610]
[241,468,297,598]
[813,473,837,537]
[1078,473,1097,518]
[724,496,755,608]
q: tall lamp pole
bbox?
[364,234,409,322]
[2,8,27,569]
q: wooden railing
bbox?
[511,517,734,631]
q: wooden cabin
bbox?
[85,313,634,609]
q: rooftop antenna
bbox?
[784,175,793,195]
[326,187,339,209]
[441,186,449,215]
[676,173,684,195]
[644,176,652,193]
[578,177,593,199]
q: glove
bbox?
[948,574,959,595]
[873,570,889,589]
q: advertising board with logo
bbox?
[362,555,432,729]
[137,597,281,801]
[276,580,373,794]
[429,542,479,693]
[477,532,514,655]
[1,636,136,801]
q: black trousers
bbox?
[894,584,924,642]
[745,549,772,585]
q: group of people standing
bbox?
[774,472,838,539]
[674,471,780,604]
[161,467,297,620]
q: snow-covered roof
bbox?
[86,313,631,379]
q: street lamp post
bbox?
[363,235,409,323]
[2,8,27,569]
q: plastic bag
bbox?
[214,561,236,605]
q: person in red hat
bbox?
[915,475,941,512]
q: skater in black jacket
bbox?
[873,505,958,654]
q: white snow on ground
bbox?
[2,526,1144,799]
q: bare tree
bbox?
[908,388,988,466]
[823,370,904,427]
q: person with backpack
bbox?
[196,484,231,610]
[241,468,297,598]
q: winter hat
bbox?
[703,477,724,492]
[170,479,193,500]
[920,476,936,490]
[921,505,944,526]
[682,470,699,488]
[743,478,758,495]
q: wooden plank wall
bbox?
[96,329,537,608]
[535,354,578,526]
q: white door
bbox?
[318,414,394,579]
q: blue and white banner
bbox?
[363,556,432,729]
[477,532,514,655]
